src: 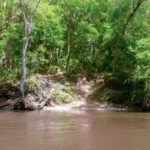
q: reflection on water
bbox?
[0,110,150,150]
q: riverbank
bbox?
[0,73,127,111]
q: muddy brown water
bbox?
[0,110,150,150]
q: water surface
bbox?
[0,110,150,150]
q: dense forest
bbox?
[0,0,150,111]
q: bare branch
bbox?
[123,0,146,35]
[31,0,41,21]
[19,0,27,23]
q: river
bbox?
[0,110,150,150]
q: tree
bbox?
[59,0,86,72]
[19,0,40,100]
[123,0,146,35]
[0,0,18,69]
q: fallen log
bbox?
[10,99,50,111]
[0,103,10,108]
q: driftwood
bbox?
[0,102,10,108]
[0,99,49,110]
[0,83,18,109]
[10,100,48,110]
[0,82,48,110]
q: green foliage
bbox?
[25,77,41,93]
[91,87,129,105]
[130,90,145,110]
[52,90,73,104]
[90,87,110,102]
[0,66,20,82]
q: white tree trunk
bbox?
[20,36,30,100]
[19,0,40,101]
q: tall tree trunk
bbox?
[142,74,150,110]
[20,36,30,100]
[19,0,40,101]
[6,39,13,69]
[66,29,71,72]
[91,43,96,59]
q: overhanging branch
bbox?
[123,0,146,35]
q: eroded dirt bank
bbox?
[0,74,126,111]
